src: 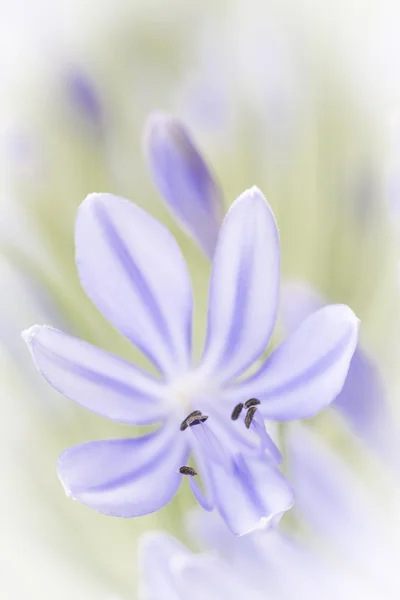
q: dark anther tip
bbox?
[231,403,244,420]
[180,410,202,431]
[244,398,260,409]
[189,414,209,427]
[179,465,197,476]
[244,406,257,429]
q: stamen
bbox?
[188,414,209,427]
[179,465,197,476]
[244,398,260,409]
[245,406,257,429]
[231,403,244,420]
[180,410,202,431]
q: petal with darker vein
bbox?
[57,423,189,517]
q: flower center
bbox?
[165,369,218,416]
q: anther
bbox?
[231,403,244,420]
[179,465,197,476]
[244,398,260,409]
[188,414,209,427]
[245,406,257,429]
[180,410,202,431]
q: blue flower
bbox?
[22,186,358,535]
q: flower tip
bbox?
[230,186,276,228]
[248,184,263,197]
[77,192,116,222]
[237,507,293,537]
[57,463,74,498]
[337,304,361,334]
[145,110,174,134]
[144,111,183,154]
[21,324,41,346]
[81,191,106,209]
[236,185,268,210]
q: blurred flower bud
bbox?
[66,69,103,135]
[144,112,224,258]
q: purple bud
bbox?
[144,112,224,258]
[66,70,103,133]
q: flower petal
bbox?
[281,281,393,455]
[333,349,393,455]
[177,554,258,600]
[210,407,282,463]
[138,532,189,600]
[208,452,294,536]
[188,477,213,512]
[144,112,224,258]
[22,325,167,425]
[287,424,371,535]
[251,412,283,464]
[75,193,193,377]
[186,509,321,597]
[230,304,359,420]
[57,423,188,517]
[201,187,280,383]
[138,531,252,600]
[190,423,293,536]
[287,424,394,581]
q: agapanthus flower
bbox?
[23,185,358,535]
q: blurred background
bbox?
[1,0,400,598]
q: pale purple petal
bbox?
[75,193,193,378]
[281,281,393,454]
[22,325,167,425]
[144,112,223,258]
[204,408,258,454]
[251,412,283,464]
[229,304,359,420]
[334,349,393,455]
[207,452,294,536]
[66,69,103,132]
[201,187,280,383]
[210,407,282,463]
[287,425,393,580]
[138,532,190,600]
[188,477,213,512]
[287,424,372,535]
[186,509,320,597]
[186,508,266,564]
[189,422,230,468]
[138,531,253,600]
[190,423,293,536]
[177,555,259,600]
[57,424,188,517]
